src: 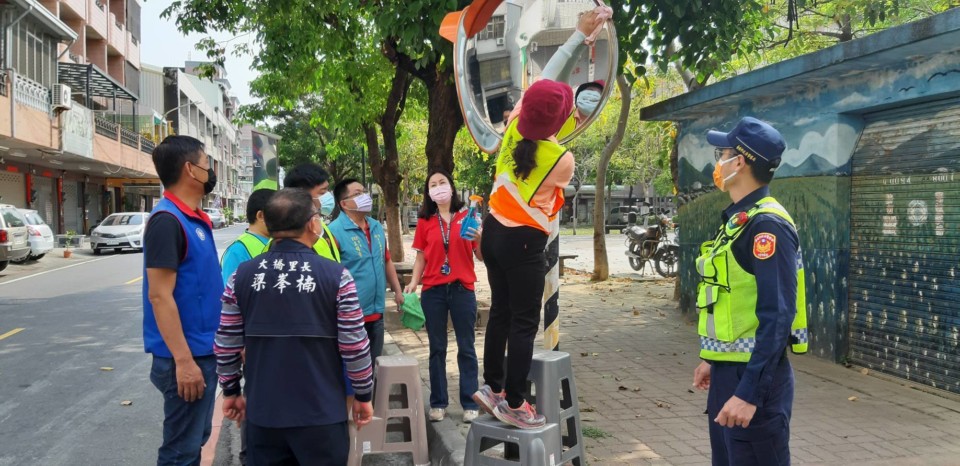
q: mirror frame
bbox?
[446,0,618,154]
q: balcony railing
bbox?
[94,114,159,157]
[94,115,118,139]
[141,138,155,154]
[14,75,51,112]
[120,127,139,148]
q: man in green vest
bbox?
[694,117,808,466]
[283,163,340,262]
[221,189,274,285]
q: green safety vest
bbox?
[695,196,808,362]
[313,220,341,263]
[264,220,341,263]
[222,231,267,265]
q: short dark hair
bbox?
[332,178,361,218]
[264,188,315,236]
[246,189,275,224]
[418,170,464,219]
[284,163,330,189]
[743,154,776,184]
[152,136,204,187]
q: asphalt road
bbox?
[0,224,245,466]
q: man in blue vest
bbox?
[215,188,374,464]
[221,189,274,285]
[143,135,222,465]
[328,179,405,361]
[694,117,807,466]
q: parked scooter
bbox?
[623,212,678,277]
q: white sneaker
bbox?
[429,408,445,422]
[463,409,479,423]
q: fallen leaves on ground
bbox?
[848,396,859,402]
[120,400,133,406]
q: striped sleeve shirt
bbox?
[337,269,374,402]
[215,272,244,397]
[214,269,375,401]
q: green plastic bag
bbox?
[400,292,425,331]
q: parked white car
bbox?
[16,209,54,261]
[90,212,149,254]
[0,204,30,271]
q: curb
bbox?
[424,398,466,466]
[383,331,466,466]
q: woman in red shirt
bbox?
[404,170,482,423]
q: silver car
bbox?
[16,209,54,261]
[90,212,149,254]
[203,208,225,228]
[0,204,30,271]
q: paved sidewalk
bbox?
[388,239,960,465]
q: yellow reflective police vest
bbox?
[695,196,808,362]
[312,220,341,263]
[489,118,568,234]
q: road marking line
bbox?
[126,276,143,284]
[0,257,112,287]
[0,328,24,340]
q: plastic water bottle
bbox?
[460,195,484,240]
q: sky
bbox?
[140,1,258,106]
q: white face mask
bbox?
[349,193,373,213]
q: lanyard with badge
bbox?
[437,214,452,275]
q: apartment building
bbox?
[0,0,153,235]
[162,63,243,215]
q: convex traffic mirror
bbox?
[441,0,619,153]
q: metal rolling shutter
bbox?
[849,97,960,394]
[63,181,80,233]
[36,176,56,229]
[0,171,26,207]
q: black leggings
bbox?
[480,215,548,408]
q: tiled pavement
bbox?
[388,240,960,465]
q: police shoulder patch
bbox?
[753,233,776,260]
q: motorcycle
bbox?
[623,214,679,278]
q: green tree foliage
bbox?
[720,0,957,76]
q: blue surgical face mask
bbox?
[318,192,335,216]
[576,89,602,115]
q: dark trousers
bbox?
[480,215,548,408]
[365,318,384,361]
[421,282,480,410]
[246,421,349,466]
[149,355,218,466]
[707,357,793,466]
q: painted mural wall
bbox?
[674,48,960,362]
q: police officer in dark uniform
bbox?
[214,188,375,465]
[693,117,809,466]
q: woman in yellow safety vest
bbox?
[471,79,575,429]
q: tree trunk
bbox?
[369,67,412,264]
[424,68,463,174]
[591,75,633,281]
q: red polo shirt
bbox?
[412,210,478,291]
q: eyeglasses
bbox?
[714,147,735,162]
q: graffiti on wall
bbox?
[674,48,960,362]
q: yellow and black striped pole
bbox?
[542,217,561,350]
